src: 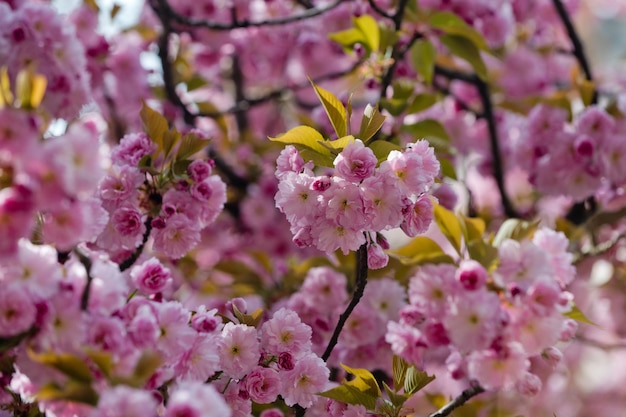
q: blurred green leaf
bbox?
[389,236,455,265]
[368,140,402,163]
[410,39,437,85]
[140,101,168,152]
[354,14,380,52]
[428,11,489,50]
[407,93,440,114]
[565,304,597,326]
[434,203,463,253]
[28,351,93,384]
[440,34,487,81]
[37,381,99,406]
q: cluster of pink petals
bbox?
[275,139,439,268]
[386,227,576,393]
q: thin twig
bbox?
[434,65,519,218]
[379,0,411,99]
[551,0,596,104]
[428,383,485,417]
[158,0,346,30]
[367,0,393,19]
[321,244,369,361]
[119,218,153,272]
[551,0,598,224]
[75,249,93,311]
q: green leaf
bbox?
[85,350,114,379]
[402,119,450,145]
[328,28,368,52]
[434,203,463,253]
[440,34,488,81]
[492,219,540,247]
[324,135,355,152]
[309,79,348,138]
[392,355,408,388]
[467,240,499,271]
[359,104,386,143]
[341,364,381,398]
[407,93,440,114]
[460,215,486,244]
[388,236,455,265]
[368,140,402,163]
[380,98,408,117]
[16,66,47,110]
[404,367,435,395]
[28,351,93,384]
[176,132,211,160]
[318,384,377,410]
[564,304,597,326]
[140,101,168,151]
[382,381,409,408]
[37,381,99,406]
[439,158,457,180]
[268,125,330,155]
[299,148,335,167]
[428,11,489,50]
[410,39,437,85]
[162,128,181,160]
[353,14,380,52]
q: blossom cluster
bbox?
[512,105,626,202]
[386,228,577,394]
[285,267,406,370]
[0,242,329,416]
[95,132,226,260]
[275,139,439,268]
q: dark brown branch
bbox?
[551,0,596,104]
[321,244,369,361]
[434,65,519,218]
[379,0,411,99]
[428,383,485,417]
[75,249,93,311]
[367,0,393,19]
[551,0,598,224]
[119,218,153,272]
[157,0,346,31]
[151,0,250,192]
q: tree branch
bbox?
[434,65,519,218]
[156,0,347,31]
[367,0,393,19]
[551,0,596,104]
[551,0,598,224]
[75,249,93,311]
[428,383,485,417]
[321,244,369,362]
[119,218,153,272]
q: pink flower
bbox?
[244,366,281,404]
[367,242,389,269]
[191,305,223,333]
[455,260,488,290]
[187,159,213,182]
[325,179,366,230]
[467,343,529,390]
[363,278,406,321]
[260,409,284,417]
[313,217,366,255]
[112,132,155,167]
[360,174,404,231]
[333,139,377,183]
[165,381,231,417]
[400,194,434,237]
[218,322,261,379]
[0,284,36,337]
[275,145,305,179]
[260,308,312,359]
[152,213,201,259]
[93,386,158,417]
[174,333,220,382]
[443,289,501,353]
[130,257,172,295]
[385,321,426,366]
[408,264,458,316]
[281,353,329,407]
